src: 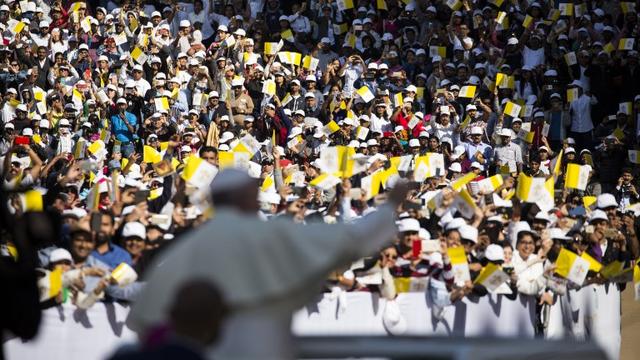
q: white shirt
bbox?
[522,46,545,68]
[370,113,391,133]
[569,94,597,133]
[342,64,363,94]
[512,251,545,296]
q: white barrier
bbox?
[4,302,136,360]
[292,292,537,337]
[5,293,536,360]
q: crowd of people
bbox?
[1,0,640,359]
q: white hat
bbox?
[451,145,466,159]
[231,78,244,87]
[217,24,228,32]
[343,118,355,126]
[22,128,33,136]
[596,193,617,209]
[305,75,317,82]
[466,104,477,111]
[440,106,450,115]
[534,211,551,223]
[122,222,146,239]
[209,91,220,98]
[405,85,417,92]
[58,119,70,127]
[219,131,235,143]
[589,209,609,223]
[49,248,73,263]
[507,37,519,45]
[294,109,305,117]
[470,126,483,135]
[180,145,192,153]
[459,224,478,243]
[367,139,379,146]
[179,20,191,27]
[471,161,484,171]
[397,218,420,233]
[367,62,378,70]
[569,80,583,88]
[132,64,143,72]
[408,139,420,148]
[288,127,303,138]
[564,147,576,154]
[445,217,466,231]
[79,44,89,50]
[448,162,462,173]
[548,228,571,241]
[258,191,281,205]
[484,244,504,261]
[117,98,128,105]
[498,128,513,137]
[16,104,27,112]
[348,140,360,148]
[304,92,315,99]
[39,119,50,128]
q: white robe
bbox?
[127,206,397,359]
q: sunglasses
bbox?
[383,253,398,260]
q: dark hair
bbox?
[199,146,218,157]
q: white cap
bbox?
[397,218,420,233]
[459,225,478,243]
[367,139,379,146]
[451,145,466,159]
[219,131,235,143]
[498,128,513,137]
[79,44,89,50]
[405,85,417,92]
[49,248,73,263]
[470,126,483,135]
[484,244,504,261]
[471,161,484,171]
[122,222,146,239]
[231,78,244,87]
[548,228,571,241]
[440,106,450,115]
[58,119,70,126]
[39,119,50,128]
[408,139,420,148]
[564,147,576,154]
[179,20,191,28]
[589,209,609,223]
[288,127,303,138]
[22,128,33,136]
[448,162,462,173]
[445,217,466,231]
[596,193,617,209]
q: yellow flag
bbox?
[567,88,579,102]
[143,145,162,163]
[555,247,589,285]
[48,267,63,299]
[377,0,388,10]
[24,190,43,212]
[458,85,476,99]
[581,252,602,272]
[281,29,294,42]
[583,196,597,208]
[451,172,476,192]
[503,101,521,117]
[564,163,590,191]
